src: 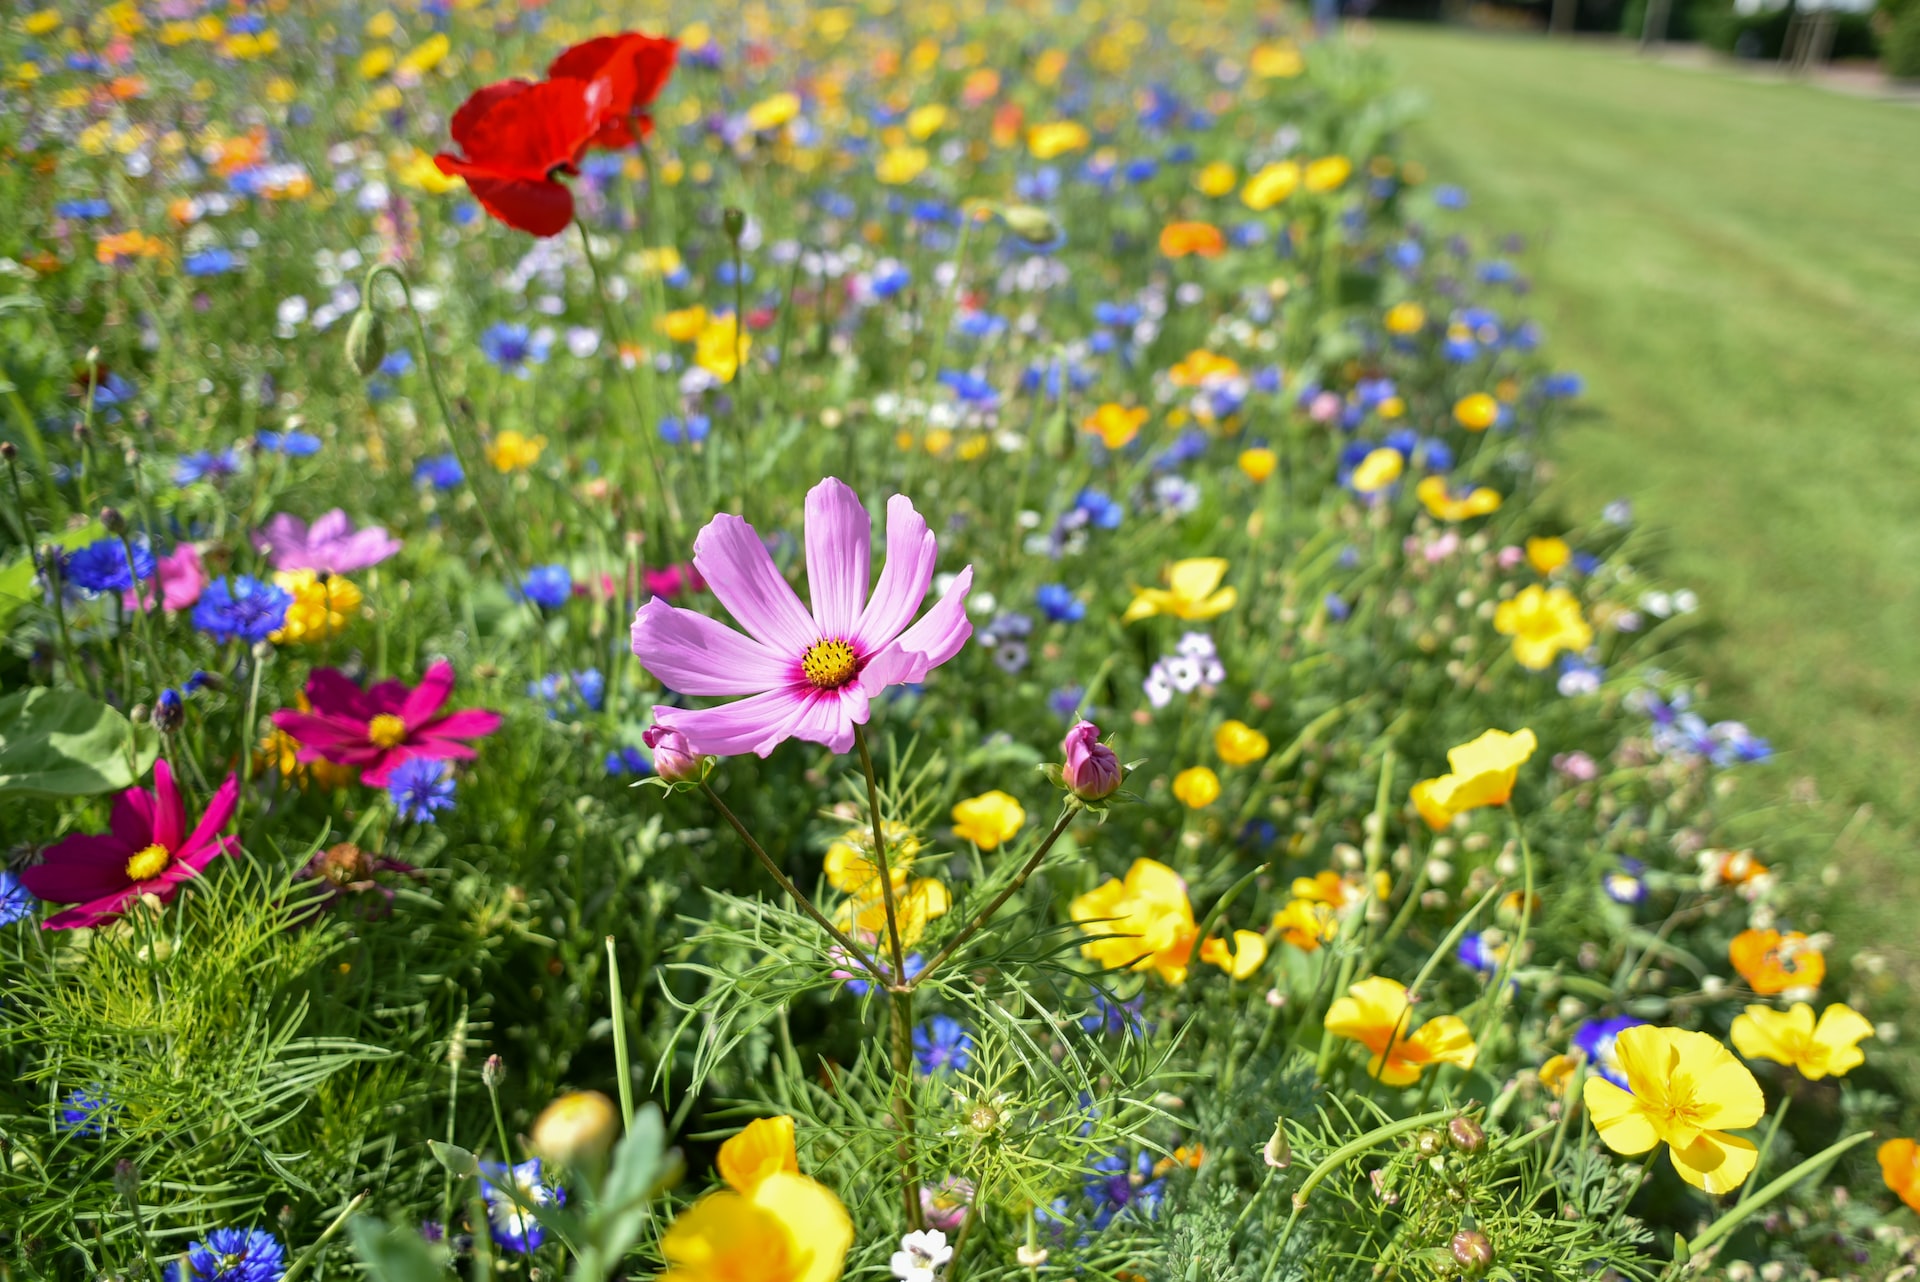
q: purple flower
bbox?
[1062,720,1120,801]
[256,509,402,574]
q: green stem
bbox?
[1735,1093,1792,1209]
[605,935,637,1133]
[911,804,1077,987]
[278,1191,369,1282]
[574,220,677,529]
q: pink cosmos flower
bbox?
[643,563,705,601]
[270,660,502,787]
[1062,720,1121,800]
[629,477,972,757]
[21,761,239,929]
[123,543,208,612]
[256,509,403,574]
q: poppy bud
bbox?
[100,506,126,535]
[722,207,747,242]
[154,689,184,735]
[345,305,388,377]
[113,1158,140,1201]
[1061,720,1121,801]
[1447,1116,1485,1152]
[0,441,15,460]
[644,724,703,782]
[482,1054,506,1089]
[1262,1118,1292,1169]
[531,1090,619,1176]
[999,204,1060,244]
[1450,1230,1493,1273]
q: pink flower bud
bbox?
[1062,720,1121,800]
[644,724,701,782]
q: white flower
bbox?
[891,1229,954,1282]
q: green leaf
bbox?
[428,1140,479,1176]
[348,1218,446,1282]
[0,687,159,797]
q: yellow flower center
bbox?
[801,639,858,689]
[125,842,171,881]
[367,714,408,748]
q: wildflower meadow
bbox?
[1,2,1913,1280]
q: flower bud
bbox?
[530,1090,619,1174]
[722,207,747,242]
[345,306,388,377]
[0,441,16,460]
[1262,1118,1292,1169]
[1450,1230,1493,1273]
[1447,1115,1485,1153]
[999,205,1061,244]
[482,1054,506,1089]
[100,506,127,535]
[1061,720,1121,801]
[644,724,702,782]
[113,1158,140,1201]
[154,689,184,735]
[1016,1245,1048,1267]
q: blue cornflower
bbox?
[0,871,36,926]
[479,1159,565,1254]
[168,1229,286,1282]
[913,1015,973,1075]
[1557,655,1605,698]
[938,370,999,409]
[192,577,292,643]
[1457,932,1506,975]
[659,414,711,445]
[1542,371,1585,399]
[1048,686,1085,721]
[605,746,652,778]
[1572,1015,1647,1090]
[256,430,322,456]
[1035,584,1085,624]
[574,668,606,713]
[845,953,924,997]
[520,565,572,609]
[479,322,552,377]
[1323,593,1351,622]
[379,350,414,377]
[1073,488,1124,530]
[389,759,456,824]
[57,198,114,219]
[57,1084,114,1136]
[184,248,237,277]
[1080,992,1147,1037]
[414,453,463,489]
[1085,1150,1164,1229]
[174,449,244,486]
[63,537,154,593]
[1434,184,1468,209]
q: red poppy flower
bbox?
[434,77,608,237]
[21,761,240,930]
[548,31,678,151]
[270,660,502,787]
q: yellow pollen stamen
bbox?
[125,842,171,881]
[367,713,408,748]
[801,638,859,689]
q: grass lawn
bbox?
[1369,25,1920,965]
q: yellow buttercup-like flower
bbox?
[1238,448,1278,483]
[1171,766,1220,809]
[694,313,751,383]
[1453,393,1500,431]
[1083,403,1149,449]
[717,1115,800,1193]
[1350,447,1403,495]
[906,104,947,139]
[1303,155,1352,194]
[1026,120,1090,160]
[486,429,546,473]
[1493,585,1593,671]
[1324,976,1477,1086]
[1584,1025,1764,1194]
[1525,536,1571,576]
[270,571,363,645]
[1123,557,1236,623]
[1249,41,1304,78]
[951,790,1025,850]
[1071,858,1197,985]
[1200,929,1267,979]
[1730,1002,1873,1080]
[659,1171,852,1282]
[659,305,709,342]
[1384,301,1426,336]
[746,92,802,132]
[1194,161,1237,197]
[1415,476,1501,521]
[1411,728,1537,830]
[836,877,950,948]
[1214,720,1269,765]
[1271,898,1337,951]
[875,145,928,185]
[1240,161,1301,211]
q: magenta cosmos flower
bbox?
[270,660,502,787]
[630,477,973,756]
[256,509,403,574]
[21,761,240,929]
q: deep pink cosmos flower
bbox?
[270,660,502,787]
[256,510,403,575]
[629,477,973,757]
[21,761,240,929]
[1062,720,1121,800]
[123,543,207,613]
[643,563,705,601]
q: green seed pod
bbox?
[345,306,388,377]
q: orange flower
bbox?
[1158,221,1225,259]
[1728,928,1824,995]
[1881,1138,1920,1212]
